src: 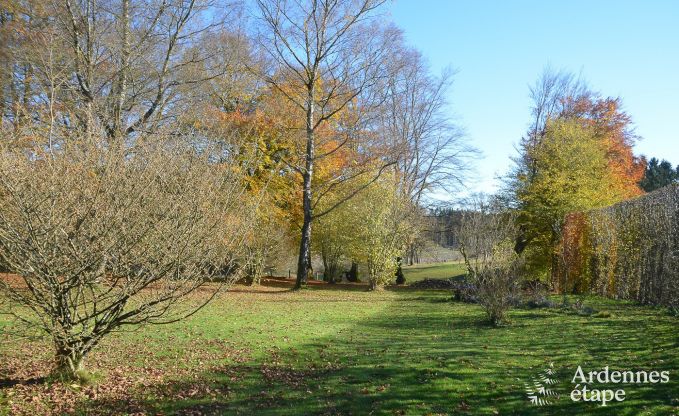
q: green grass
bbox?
[1,285,677,415]
[402,260,467,282]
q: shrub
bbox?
[472,262,523,325]
[395,257,406,285]
[458,196,524,326]
[0,134,251,379]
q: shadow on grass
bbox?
[68,292,678,416]
[252,278,455,294]
[0,377,45,388]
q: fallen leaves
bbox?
[0,332,250,415]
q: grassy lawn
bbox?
[1,284,677,415]
[403,261,467,282]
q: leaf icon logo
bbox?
[525,364,561,406]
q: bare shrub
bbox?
[458,197,523,326]
[0,133,252,379]
[242,213,288,286]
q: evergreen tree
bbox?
[639,157,679,192]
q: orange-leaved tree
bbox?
[510,69,645,281]
[253,0,400,288]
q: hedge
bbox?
[558,184,678,307]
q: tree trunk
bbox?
[368,279,378,291]
[245,250,264,286]
[347,262,359,282]
[407,244,416,265]
[321,244,342,284]
[53,341,86,380]
[328,260,339,284]
[295,181,313,289]
[549,230,559,290]
[395,256,405,285]
[367,273,383,291]
[321,246,331,283]
[295,84,315,290]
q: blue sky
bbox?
[388,0,679,193]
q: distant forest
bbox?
[425,208,462,248]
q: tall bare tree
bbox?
[380,46,474,264]
[0,0,50,131]
[253,0,398,288]
[383,47,471,206]
[1,0,240,140]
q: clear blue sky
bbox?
[388,0,679,193]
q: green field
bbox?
[1,284,676,415]
[403,261,467,282]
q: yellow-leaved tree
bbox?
[515,118,625,279]
[315,174,411,290]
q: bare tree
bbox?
[1,0,240,140]
[525,67,589,151]
[380,46,475,264]
[201,29,265,113]
[458,196,522,326]
[0,0,52,132]
[0,131,252,380]
[383,48,472,206]
[253,0,399,289]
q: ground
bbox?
[402,261,467,282]
[1,275,677,416]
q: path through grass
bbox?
[403,261,467,282]
[0,284,677,415]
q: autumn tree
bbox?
[313,195,351,284]
[508,68,645,279]
[513,118,628,278]
[559,95,645,198]
[241,203,290,285]
[233,108,297,285]
[310,135,364,283]
[253,0,399,289]
[356,184,410,290]
[191,100,298,284]
[328,175,410,290]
